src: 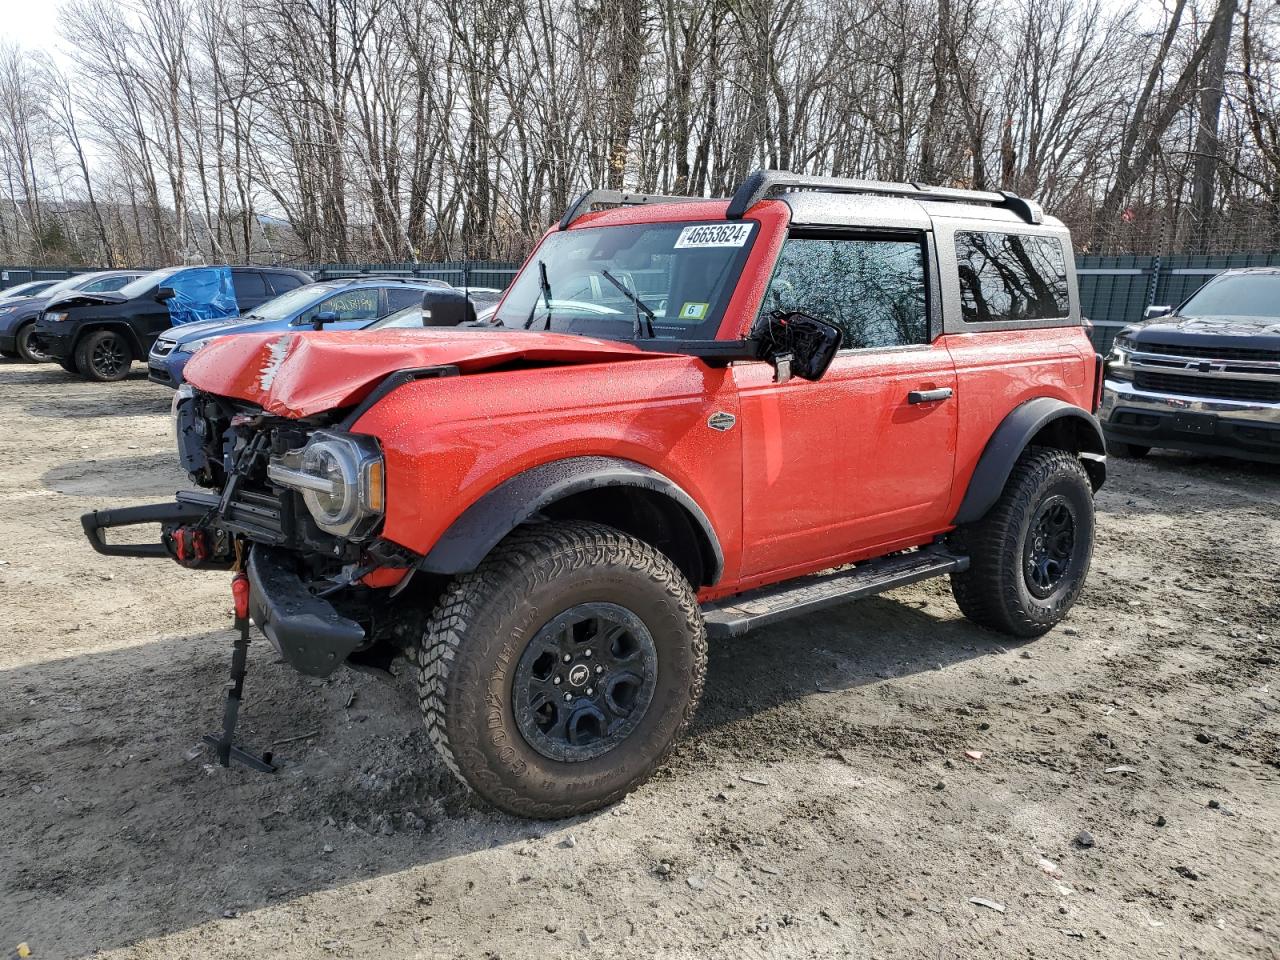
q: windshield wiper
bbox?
[523,260,554,330]
[601,269,655,339]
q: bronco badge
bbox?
[707,411,736,432]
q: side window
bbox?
[232,271,267,301]
[268,272,305,294]
[298,288,381,324]
[82,276,128,293]
[385,287,426,312]
[760,236,928,349]
[955,232,1069,323]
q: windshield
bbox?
[117,266,189,300]
[0,280,55,299]
[245,282,342,321]
[1180,274,1280,319]
[492,220,757,339]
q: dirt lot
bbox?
[0,359,1277,960]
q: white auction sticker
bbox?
[674,223,753,249]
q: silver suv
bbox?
[1102,268,1280,463]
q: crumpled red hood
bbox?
[182,328,673,417]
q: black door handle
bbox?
[907,387,953,404]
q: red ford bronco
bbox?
[84,171,1105,818]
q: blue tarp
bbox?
[166,266,238,326]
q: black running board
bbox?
[702,546,968,639]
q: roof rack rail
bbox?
[725,170,1044,225]
[559,189,706,229]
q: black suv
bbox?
[1102,268,1280,463]
[0,270,146,362]
[32,265,311,381]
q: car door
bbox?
[231,270,270,312]
[733,231,957,582]
[294,286,383,331]
[382,285,428,319]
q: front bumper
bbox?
[1101,379,1280,463]
[29,325,75,361]
[247,545,365,677]
[148,352,188,388]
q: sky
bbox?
[0,0,65,52]
[0,0,1171,57]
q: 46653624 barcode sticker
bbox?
[674,223,753,249]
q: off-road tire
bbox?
[1108,440,1150,459]
[75,330,132,382]
[949,446,1094,638]
[418,521,707,818]
[15,322,49,363]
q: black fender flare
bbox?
[953,397,1106,525]
[71,320,146,359]
[419,455,725,584]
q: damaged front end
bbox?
[82,385,426,679]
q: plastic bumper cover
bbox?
[247,545,365,678]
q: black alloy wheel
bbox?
[512,602,659,763]
[1023,496,1077,598]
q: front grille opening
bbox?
[1131,339,1280,364]
[1134,371,1280,403]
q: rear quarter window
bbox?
[232,271,268,300]
[268,272,306,294]
[955,232,1069,323]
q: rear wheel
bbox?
[15,322,50,362]
[950,446,1094,638]
[75,330,133,382]
[418,521,707,818]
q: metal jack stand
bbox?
[204,572,277,773]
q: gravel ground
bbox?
[1,358,1277,960]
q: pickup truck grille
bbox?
[1134,371,1280,403]
[1130,339,1280,364]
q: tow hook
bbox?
[171,526,210,567]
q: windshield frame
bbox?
[492,218,760,342]
[1178,272,1280,320]
[116,266,191,300]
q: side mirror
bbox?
[1144,305,1172,320]
[310,310,340,330]
[422,288,477,327]
[155,286,176,302]
[758,311,842,383]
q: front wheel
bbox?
[950,446,1095,638]
[75,330,133,381]
[16,322,50,362]
[418,521,707,818]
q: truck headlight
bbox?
[1106,338,1134,382]
[267,431,384,539]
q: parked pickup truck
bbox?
[82,171,1105,818]
[1102,268,1280,463]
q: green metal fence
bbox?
[7,254,1278,354]
[1077,253,1280,352]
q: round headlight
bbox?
[267,432,384,539]
[300,440,358,526]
